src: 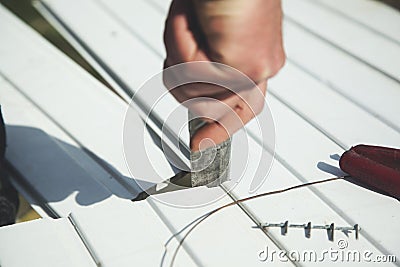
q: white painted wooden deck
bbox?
[0,0,399,266]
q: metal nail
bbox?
[261,221,360,241]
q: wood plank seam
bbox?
[0,71,138,197]
[36,0,191,161]
[285,57,400,133]
[284,16,400,85]
[301,0,400,46]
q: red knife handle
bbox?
[340,148,400,200]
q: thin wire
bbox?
[168,175,346,266]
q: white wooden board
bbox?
[309,0,400,44]
[0,5,289,266]
[0,218,97,267]
[34,0,400,264]
[283,0,400,82]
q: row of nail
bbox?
[260,221,360,241]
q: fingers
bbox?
[163,0,284,103]
[192,0,286,83]
[163,0,195,63]
[217,80,267,135]
[164,0,286,82]
[163,61,266,120]
[164,0,209,65]
[190,80,267,151]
